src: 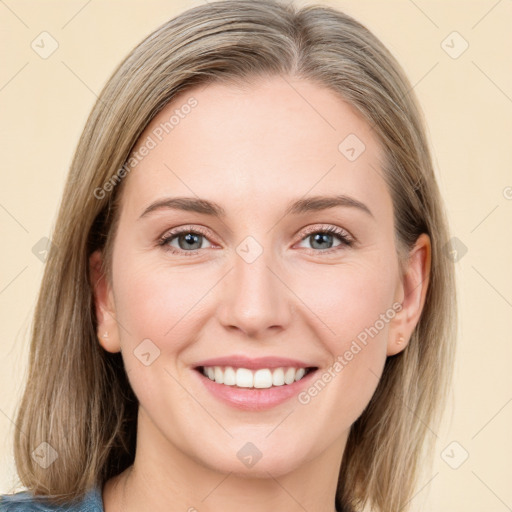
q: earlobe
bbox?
[387,233,431,356]
[89,249,121,353]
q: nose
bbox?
[215,241,294,338]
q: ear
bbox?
[387,233,431,356]
[89,249,121,353]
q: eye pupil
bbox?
[310,233,333,250]
[179,233,201,250]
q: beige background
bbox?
[1,0,511,510]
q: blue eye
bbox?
[158,225,354,256]
[296,225,354,253]
[158,226,212,255]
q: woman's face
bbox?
[92,76,429,477]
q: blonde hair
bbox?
[10,1,457,511]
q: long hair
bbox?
[10,1,457,511]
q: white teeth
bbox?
[223,366,236,386]
[294,368,306,381]
[284,367,296,385]
[214,366,224,384]
[254,369,273,389]
[201,366,312,388]
[272,368,285,386]
[236,368,253,388]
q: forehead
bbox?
[120,76,391,220]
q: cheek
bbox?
[291,256,397,416]
[112,254,211,351]
[293,255,398,348]
[111,256,210,410]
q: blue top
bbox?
[0,485,103,511]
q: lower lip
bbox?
[194,368,318,411]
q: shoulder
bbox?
[0,486,103,512]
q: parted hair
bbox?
[10,1,457,511]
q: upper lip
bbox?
[193,355,318,370]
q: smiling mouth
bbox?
[195,365,318,389]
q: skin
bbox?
[90,76,430,512]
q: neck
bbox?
[102,407,346,512]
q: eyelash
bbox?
[157,224,354,256]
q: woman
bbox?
[0,0,456,511]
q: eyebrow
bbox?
[138,194,374,220]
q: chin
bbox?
[194,438,311,478]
